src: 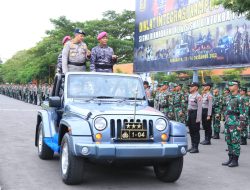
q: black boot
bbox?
[200,139,207,145]
[187,143,194,152]
[200,137,211,145]
[228,155,239,167]
[190,144,199,153]
[213,132,220,139]
[240,138,247,145]
[222,154,232,166]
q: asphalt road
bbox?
[0,94,250,190]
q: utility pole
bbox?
[193,70,198,82]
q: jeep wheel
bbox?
[60,133,85,185]
[154,157,183,182]
[38,122,54,160]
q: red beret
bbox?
[97,31,108,40]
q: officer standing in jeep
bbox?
[90,31,117,72]
[186,82,202,153]
[62,29,91,73]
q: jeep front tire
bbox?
[37,122,54,160]
[60,133,85,185]
[154,157,183,182]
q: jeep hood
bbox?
[65,102,164,118]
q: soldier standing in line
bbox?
[247,88,250,139]
[187,82,202,153]
[212,87,222,139]
[222,81,246,167]
[62,29,91,73]
[186,82,202,153]
[154,84,162,110]
[90,31,117,72]
[159,81,171,118]
[200,83,213,145]
[37,84,42,106]
[166,85,175,120]
[221,87,230,133]
[239,87,249,145]
[173,83,186,123]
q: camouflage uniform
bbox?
[212,93,222,138]
[154,87,161,110]
[173,86,186,123]
[240,93,249,144]
[223,82,246,167]
[90,45,117,72]
[165,91,175,120]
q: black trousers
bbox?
[187,110,200,146]
[202,108,212,140]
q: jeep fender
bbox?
[59,118,92,144]
[169,121,187,137]
[35,110,57,146]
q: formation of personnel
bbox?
[0,83,52,106]
[149,80,250,167]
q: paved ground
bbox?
[0,94,250,190]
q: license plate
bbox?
[121,122,147,140]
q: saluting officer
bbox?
[187,82,202,153]
[222,81,246,167]
[200,83,213,145]
[62,28,91,73]
[90,31,117,72]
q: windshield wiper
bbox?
[95,96,114,99]
[126,97,145,100]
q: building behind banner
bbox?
[134,0,250,73]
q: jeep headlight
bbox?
[94,117,107,131]
[155,119,167,131]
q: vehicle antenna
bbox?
[133,86,138,122]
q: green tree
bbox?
[214,0,250,19]
[223,68,243,81]
[211,75,223,84]
[1,10,135,83]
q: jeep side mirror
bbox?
[49,96,61,108]
[148,99,154,107]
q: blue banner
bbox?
[134,0,250,72]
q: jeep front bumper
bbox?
[72,136,187,159]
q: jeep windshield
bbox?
[67,74,145,100]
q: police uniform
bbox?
[62,29,89,73]
[186,82,202,153]
[200,83,213,145]
[222,81,246,167]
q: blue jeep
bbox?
[35,72,188,185]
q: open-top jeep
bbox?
[35,72,188,185]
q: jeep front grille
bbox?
[110,119,154,140]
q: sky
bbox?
[0,0,135,62]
